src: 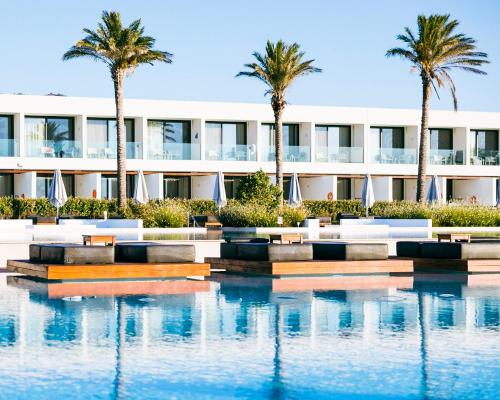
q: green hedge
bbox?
[0,197,499,228]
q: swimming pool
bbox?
[0,273,498,399]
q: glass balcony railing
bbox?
[428,149,464,165]
[263,145,311,162]
[86,142,142,159]
[148,143,201,160]
[25,140,82,158]
[371,148,416,164]
[205,144,257,161]
[315,146,363,163]
[470,150,499,165]
[0,139,18,157]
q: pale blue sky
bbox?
[1,0,499,111]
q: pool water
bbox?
[0,273,499,399]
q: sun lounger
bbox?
[30,243,114,265]
[115,242,196,263]
[312,242,388,261]
[221,242,313,262]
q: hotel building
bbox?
[0,94,499,204]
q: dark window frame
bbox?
[87,117,135,142]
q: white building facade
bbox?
[0,94,499,204]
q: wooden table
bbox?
[269,233,304,244]
[437,233,471,243]
[205,222,223,229]
[82,234,116,246]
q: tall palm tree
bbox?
[387,14,488,203]
[237,40,321,205]
[63,11,172,207]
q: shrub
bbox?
[303,200,364,221]
[139,200,188,228]
[235,170,281,208]
[219,202,278,227]
[282,206,308,227]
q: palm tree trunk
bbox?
[274,108,284,207]
[416,77,431,203]
[113,70,127,208]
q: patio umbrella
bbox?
[48,169,67,219]
[288,172,302,208]
[496,179,500,208]
[133,170,149,205]
[426,175,442,204]
[213,171,227,211]
[361,174,375,217]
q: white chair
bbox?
[104,148,115,158]
[40,147,55,157]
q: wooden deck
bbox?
[412,258,500,273]
[7,275,210,298]
[205,257,413,276]
[7,260,210,280]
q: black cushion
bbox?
[396,241,423,258]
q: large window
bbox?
[337,178,351,200]
[224,176,243,199]
[0,174,13,196]
[25,117,76,158]
[0,116,14,157]
[470,130,499,164]
[371,127,404,148]
[101,174,134,200]
[163,176,191,199]
[205,122,247,160]
[392,178,404,201]
[87,118,136,158]
[148,120,192,160]
[262,123,299,146]
[316,125,351,148]
[430,128,453,150]
[36,173,74,198]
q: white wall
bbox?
[14,172,36,198]
[145,173,163,199]
[462,178,497,205]
[300,176,336,200]
[75,173,101,198]
[192,175,216,199]
[372,176,392,201]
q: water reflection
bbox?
[0,273,498,399]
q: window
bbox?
[429,129,453,150]
[371,127,404,149]
[87,118,135,144]
[337,178,351,200]
[446,179,454,202]
[25,117,75,157]
[0,116,14,157]
[101,174,134,199]
[392,178,404,201]
[36,173,74,198]
[262,123,299,147]
[470,130,499,158]
[224,176,243,199]
[148,120,192,160]
[163,176,191,199]
[206,122,246,146]
[0,174,13,196]
[316,125,351,148]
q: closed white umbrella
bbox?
[213,171,227,210]
[133,170,149,205]
[426,175,442,204]
[288,172,302,208]
[361,174,375,217]
[496,179,500,208]
[48,169,67,219]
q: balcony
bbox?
[205,144,256,161]
[371,148,416,164]
[148,143,201,160]
[263,145,311,162]
[428,149,464,165]
[316,146,363,163]
[0,139,18,157]
[87,142,142,159]
[470,150,499,166]
[25,140,81,158]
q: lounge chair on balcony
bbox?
[104,148,115,158]
[87,147,99,158]
[40,146,55,157]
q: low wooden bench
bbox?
[437,233,471,243]
[269,233,303,244]
[82,234,116,246]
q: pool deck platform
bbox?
[6,260,210,280]
[411,258,500,273]
[205,257,413,276]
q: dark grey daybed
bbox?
[312,242,388,261]
[115,242,196,263]
[396,241,500,260]
[220,242,313,262]
[30,243,114,265]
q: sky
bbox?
[1,0,499,111]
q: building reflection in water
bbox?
[0,273,498,399]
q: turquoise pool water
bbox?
[0,273,498,399]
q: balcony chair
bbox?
[104,148,115,159]
[471,156,483,166]
[87,147,99,158]
[40,146,55,157]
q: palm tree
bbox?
[63,11,172,208]
[237,40,321,205]
[387,14,488,203]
